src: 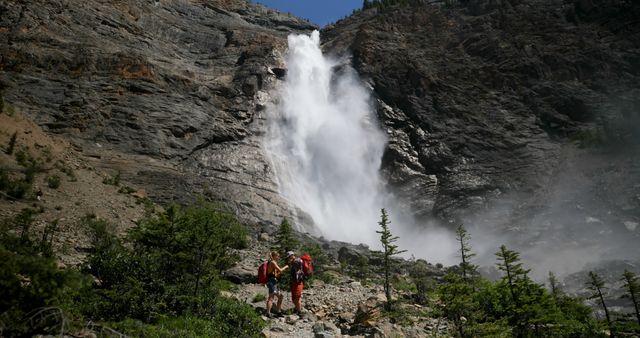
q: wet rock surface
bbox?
[323,0,640,223]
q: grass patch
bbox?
[3,101,16,116]
[252,293,266,303]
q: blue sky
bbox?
[252,0,362,27]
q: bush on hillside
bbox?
[0,216,88,337]
[81,201,253,328]
[0,200,262,337]
[47,175,61,189]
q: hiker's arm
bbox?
[275,262,288,273]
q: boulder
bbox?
[312,321,339,334]
[353,301,381,328]
[223,266,255,284]
[285,314,299,324]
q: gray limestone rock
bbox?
[0,0,316,227]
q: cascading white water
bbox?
[266,31,387,247]
[266,31,457,262]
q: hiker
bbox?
[286,251,305,315]
[266,251,287,317]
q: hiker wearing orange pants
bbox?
[286,251,305,314]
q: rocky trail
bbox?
[235,277,449,338]
[225,234,451,338]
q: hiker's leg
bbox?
[266,279,277,314]
[291,282,302,313]
[267,293,274,314]
[291,290,301,312]
[276,292,283,312]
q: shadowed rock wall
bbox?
[323,0,640,223]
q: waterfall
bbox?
[265,31,457,262]
[266,31,387,247]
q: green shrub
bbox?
[0,223,89,337]
[55,161,76,180]
[14,149,41,185]
[110,317,225,338]
[0,201,258,337]
[38,219,59,256]
[355,254,370,280]
[252,293,266,303]
[47,175,61,189]
[393,275,417,293]
[102,171,121,186]
[15,208,36,240]
[41,146,53,163]
[316,271,338,285]
[15,149,31,167]
[3,102,15,116]
[5,186,32,205]
[110,304,264,338]
[0,167,9,190]
[82,201,249,321]
[211,296,264,337]
[118,185,136,194]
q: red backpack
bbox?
[257,260,269,284]
[300,254,313,277]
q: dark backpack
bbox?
[300,254,313,277]
[258,260,269,285]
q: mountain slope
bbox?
[0,0,315,226]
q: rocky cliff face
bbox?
[322,0,640,261]
[323,0,639,220]
[2,0,639,257]
[0,0,315,226]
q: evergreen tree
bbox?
[16,208,37,242]
[376,208,406,310]
[495,245,561,337]
[548,271,561,302]
[587,271,615,338]
[496,245,529,304]
[275,218,298,254]
[438,224,478,337]
[142,202,245,311]
[622,269,640,326]
[455,224,477,284]
[6,132,17,155]
[440,272,475,337]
